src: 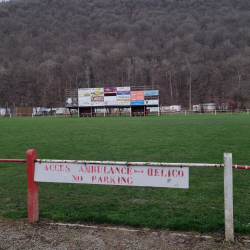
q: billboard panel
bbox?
[117,101,130,106]
[117,91,130,97]
[131,100,144,106]
[117,91,130,106]
[104,96,117,106]
[117,87,130,91]
[66,98,72,107]
[144,100,159,105]
[78,88,90,97]
[90,88,104,93]
[72,98,78,106]
[90,88,104,106]
[91,92,104,97]
[104,87,117,93]
[131,91,144,101]
[92,97,104,102]
[79,101,91,106]
[77,87,158,107]
[78,89,91,106]
[144,90,158,96]
[91,102,104,106]
[66,98,78,107]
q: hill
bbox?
[0,0,250,108]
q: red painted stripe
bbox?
[233,165,250,170]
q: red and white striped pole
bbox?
[233,165,250,170]
[26,149,39,223]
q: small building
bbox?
[169,105,181,112]
[193,103,217,112]
[34,107,47,115]
[0,108,10,116]
[161,105,181,112]
[193,103,230,112]
[55,107,70,115]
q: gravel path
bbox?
[0,217,249,250]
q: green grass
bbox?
[0,114,250,233]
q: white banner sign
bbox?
[78,88,91,107]
[104,96,117,106]
[34,163,189,188]
[117,87,130,91]
[117,101,130,106]
[144,100,159,105]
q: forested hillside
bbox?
[0,0,250,109]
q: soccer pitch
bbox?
[0,114,249,233]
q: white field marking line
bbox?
[170,233,188,237]
[170,233,212,239]
[199,235,213,239]
[47,223,139,232]
[47,223,214,238]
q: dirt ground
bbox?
[0,217,250,250]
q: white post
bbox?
[10,113,11,118]
[104,108,105,117]
[215,109,216,115]
[130,107,131,117]
[224,153,234,241]
[32,113,33,118]
[185,110,186,116]
[247,109,249,115]
[158,103,160,116]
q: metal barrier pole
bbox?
[224,153,234,241]
[26,149,39,223]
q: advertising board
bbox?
[91,88,104,106]
[144,100,159,105]
[104,96,117,106]
[66,98,78,107]
[104,87,117,93]
[131,91,144,101]
[131,100,144,106]
[144,90,158,96]
[78,88,90,97]
[117,87,130,91]
[117,91,130,106]
[78,88,91,106]
[77,87,158,107]
[90,88,104,93]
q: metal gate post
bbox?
[26,149,39,223]
[224,153,234,241]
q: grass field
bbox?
[0,114,250,234]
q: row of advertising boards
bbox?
[67,87,159,107]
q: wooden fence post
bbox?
[26,149,39,223]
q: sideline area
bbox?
[0,217,249,250]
